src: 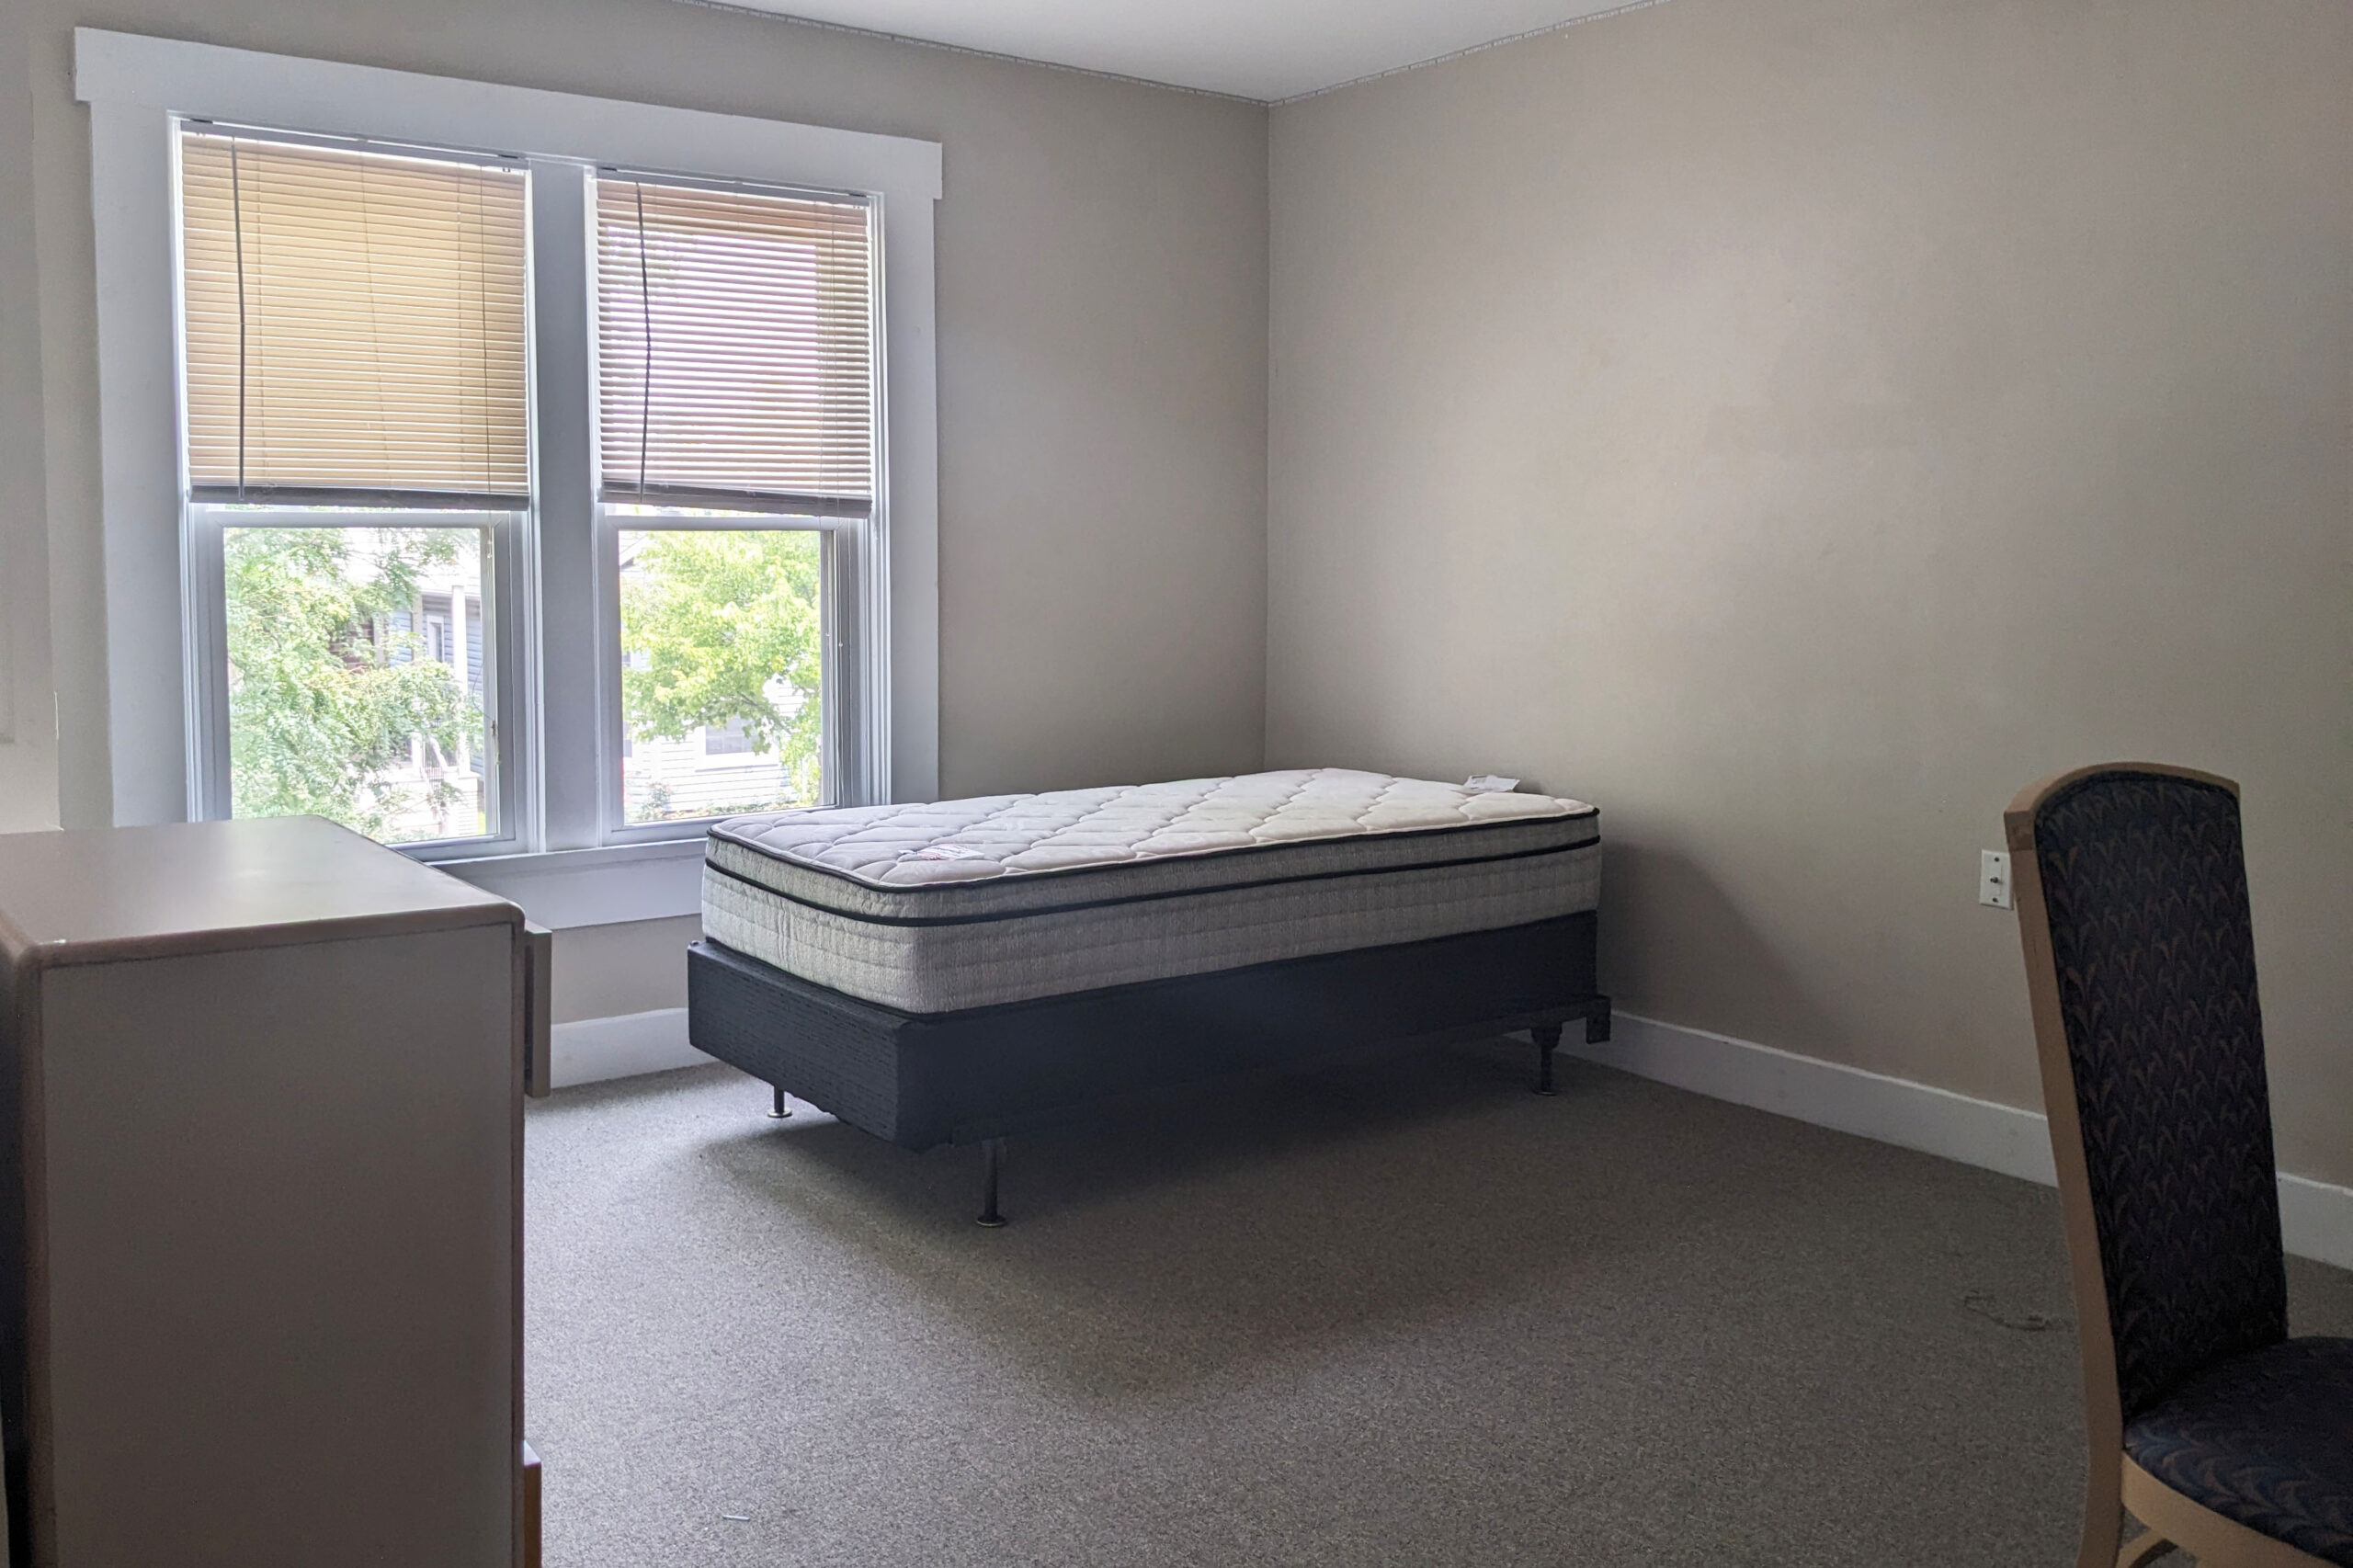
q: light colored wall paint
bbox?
[551,915,701,1026]
[0,3,60,834]
[11,0,1268,828]
[1268,0,2353,1184]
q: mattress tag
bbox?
[1464,775,1521,793]
[903,843,986,862]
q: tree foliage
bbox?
[620,530,824,803]
[224,527,480,839]
[224,526,823,843]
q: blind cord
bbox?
[229,136,247,499]
[633,180,652,495]
[473,181,492,490]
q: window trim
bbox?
[74,28,942,873]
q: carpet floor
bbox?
[525,1041,2353,1567]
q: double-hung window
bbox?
[164,112,892,860]
[77,31,941,865]
[177,129,530,850]
[594,174,878,835]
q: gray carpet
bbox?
[525,1041,2353,1567]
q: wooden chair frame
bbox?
[2007,763,2330,1568]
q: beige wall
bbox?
[551,916,701,1026]
[0,4,58,835]
[1268,0,2353,1182]
[11,0,2349,1164]
[5,0,1268,834]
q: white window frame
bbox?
[75,28,941,915]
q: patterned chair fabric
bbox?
[2029,771,2288,1419]
[2123,1336,2353,1565]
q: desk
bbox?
[0,817,548,1567]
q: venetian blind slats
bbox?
[178,131,530,503]
[595,176,875,509]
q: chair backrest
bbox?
[2006,765,2286,1424]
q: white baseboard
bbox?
[2279,1176,2353,1277]
[550,1007,710,1089]
[1570,1013,2353,1271]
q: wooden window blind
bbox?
[178,129,530,506]
[596,176,876,513]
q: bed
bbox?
[687,767,1609,1222]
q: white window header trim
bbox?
[73,28,942,201]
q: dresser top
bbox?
[0,816,517,970]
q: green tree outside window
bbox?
[619,529,824,817]
[223,527,483,840]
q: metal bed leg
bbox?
[1532,1023,1563,1096]
[1585,996,1612,1044]
[977,1138,1008,1227]
[767,1084,791,1119]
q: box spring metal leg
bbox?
[977,1138,1006,1228]
[1532,1022,1562,1096]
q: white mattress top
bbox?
[711,767,1594,890]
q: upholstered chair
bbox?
[2006,765,2352,1568]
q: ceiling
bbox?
[707,0,1646,102]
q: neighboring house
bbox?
[621,719,801,824]
[373,565,490,843]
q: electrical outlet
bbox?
[1980,849,2013,909]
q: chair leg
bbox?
[2075,1500,2125,1568]
[2115,1530,2173,1568]
[1532,1023,1562,1096]
[976,1138,1007,1228]
[767,1084,791,1119]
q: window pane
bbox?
[618,528,822,823]
[223,525,494,844]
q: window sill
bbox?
[429,836,706,929]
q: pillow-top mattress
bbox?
[702,767,1600,1014]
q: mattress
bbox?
[702,767,1601,1014]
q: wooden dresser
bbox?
[0,817,550,1567]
